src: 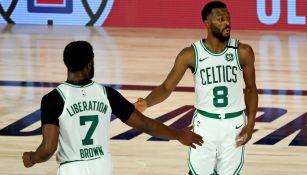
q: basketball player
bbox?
[22,41,203,175]
[135,1,258,174]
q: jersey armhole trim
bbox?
[191,44,198,75]
[55,87,66,102]
[235,40,243,71]
[102,86,107,96]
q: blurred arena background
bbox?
[0,0,306,174]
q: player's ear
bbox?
[85,61,93,71]
[204,19,209,28]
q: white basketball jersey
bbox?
[192,38,245,113]
[55,81,112,164]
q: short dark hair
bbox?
[202,1,227,21]
[63,41,94,72]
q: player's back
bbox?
[55,81,113,175]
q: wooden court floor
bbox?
[0,24,307,174]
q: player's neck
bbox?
[67,71,89,82]
[204,35,228,53]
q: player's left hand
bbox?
[236,124,254,146]
[177,125,204,149]
[22,151,35,168]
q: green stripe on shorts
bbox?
[233,146,245,175]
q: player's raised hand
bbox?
[176,125,203,148]
[134,98,148,112]
[22,151,35,168]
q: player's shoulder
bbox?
[41,88,62,104]
[176,46,195,62]
[179,46,194,56]
[103,85,120,98]
[237,41,255,64]
[175,46,195,67]
[238,42,254,54]
[103,85,115,92]
[43,89,59,99]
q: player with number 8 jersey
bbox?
[188,38,247,175]
[134,1,258,174]
[192,38,245,114]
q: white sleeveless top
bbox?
[55,81,112,164]
[192,38,245,114]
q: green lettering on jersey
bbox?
[73,104,79,113]
[80,149,85,158]
[78,102,83,112]
[66,101,109,117]
[216,65,222,83]
[66,108,74,117]
[92,101,97,110]
[83,148,89,158]
[226,65,232,82]
[79,146,104,159]
[88,148,93,157]
[200,69,207,85]
[88,101,93,110]
[212,66,218,84]
[82,101,88,111]
[232,66,238,83]
[200,65,238,86]
[98,146,104,155]
[206,67,212,85]
[96,101,102,111]
[222,66,226,82]
[102,105,108,114]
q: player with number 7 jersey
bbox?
[55,82,112,165]
[22,41,203,175]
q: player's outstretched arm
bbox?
[134,47,195,112]
[236,42,258,146]
[125,109,203,148]
[23,124,59,168]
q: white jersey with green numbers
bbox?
[192,38,245,114]
[55,81,112,164]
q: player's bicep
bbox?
[40,90,63,126]
[243,62,256,88]
[162,47,194,90]
[105,86,135,122]
[239,44,256,88]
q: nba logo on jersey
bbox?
[27,0,73,13]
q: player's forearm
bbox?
[31,143,56,164]
[137,115,178,140]
[148,121,178,140]
[244,86,258,127]
[145,85,172,107]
